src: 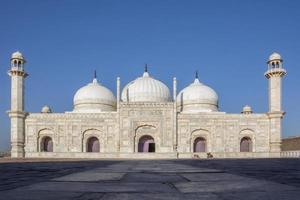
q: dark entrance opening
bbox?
[240,137,252,152]
[87,137,100,152]
[138,135,155,153]
[193,137,206,152]
[41,136,53,152]
[148,143,155,152]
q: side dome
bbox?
[73,78,116,113]
[177,77,218,113]
[121,70,171,102]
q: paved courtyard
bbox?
[0,158,299,200]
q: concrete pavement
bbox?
[0,159,299,199]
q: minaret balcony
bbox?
[264,68,286,78]
[8,68,28,77]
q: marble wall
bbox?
[23,103,279,158]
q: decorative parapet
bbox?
[177,112,267,119]
[281,150,300,158]
[25,112,118,120]
[120,102,174,109]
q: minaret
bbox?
[7,51,28,158]
[265,52,286,155]
[173,76,177,154]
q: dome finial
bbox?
[92,70,98,83]
[193,70,201,84]
[143,64,150,77]
[94,70,97,79]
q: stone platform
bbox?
[0,158,299,199]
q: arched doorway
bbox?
[193,137,206,152]
[240,137,252,152]
[41,136,53,152]
[138,135,155,153]
[87,137,100,152]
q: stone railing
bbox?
[281,151,300,158]
[0,152,10,158]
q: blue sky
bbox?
[0,0,299,151]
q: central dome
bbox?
[121,70,171,102]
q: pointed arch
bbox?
[82,128,103,153]
[135,124,156,132]
[37,128,55,152]
[240,137,252,152]
[134,124,157,153]
[239,129,255,152]
[239,128,255,134]
[190,128,210,153]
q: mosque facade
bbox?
[7,52,286,158]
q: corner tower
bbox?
[265,52,286,112]
[265,52,286,155]
[7,51,28,158]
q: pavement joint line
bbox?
[176,173,192,182]
[163,182,181,192]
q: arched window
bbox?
[87,137,100,152]
[272,62,275,68]
[193,137,206,152]
[41,136,53,152]
[138,135,155,153]
[240,137,252,152]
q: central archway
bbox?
[138,135,155,153]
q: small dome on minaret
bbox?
[268,52,282,62]
[11,51,25,60]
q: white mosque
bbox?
[7,51,286,158]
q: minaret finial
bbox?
[145,64,148,72]
[195,70,199,79]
